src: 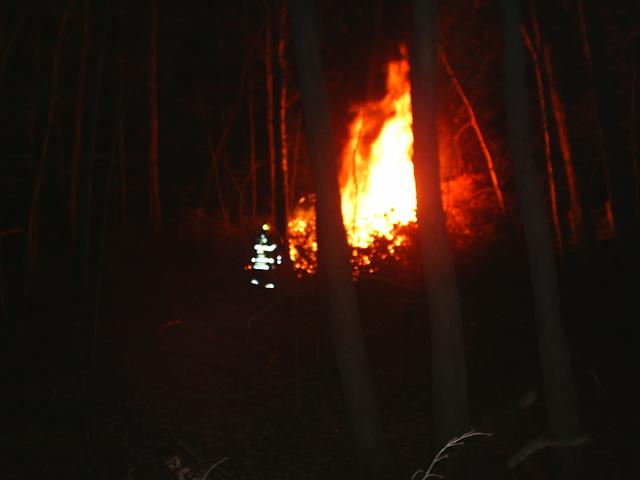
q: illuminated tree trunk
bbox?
[288,1,391,478]
[522,27,564,256]
[265,3,289,237]
[69,0,91,244]
[529,0,588,260]
[500,1,583,477]
[265,8,276,222]
[410,0,469,451]
[278,4,290,233]
[149,0,161,229]
[248,79,257,221]
[438,46,505,214]
[542,43,587,256]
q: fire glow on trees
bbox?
[288,48,489,275]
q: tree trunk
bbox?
[542,43,587,257]
[522,26,564,256]
[265,7,277,223]
[74,0,110,373]
[248,79,257,222]
[25,0,73,292]
[529,0,588,262]
[632,50,639,222]
[270,2,288,238]
[69,0,91,244]
[500,1,583,477]
[410,0,469,452]
[581,0,639,291]
[288,1,392,478]
[149,0,161,229]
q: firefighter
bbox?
[248,223,282,289]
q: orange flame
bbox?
[287,48,493,275]
[340,52,416,249]
[287,52,416,274]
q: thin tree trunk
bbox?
[522,27,564,256]
[438,46,505,214]
[69,0,91,244]
[249,79,257,222]
[278,3,290,235]
[118,116,128,227]
[0,3,32,91]
[265,6,276,222]
[197,81,245,221]
[27,0,73,275]
[149,0,161,229]
[632,52,639,222]
[289,111,302,212]
[21,0,73,338]
[577,0,614,231]
[27,13,44,173]
[288,1,392,477]
[411,0,469,453]
[55,104,67,206]
[580,0,640,365]
[500,1,583,477]
[74,0,111,385]
[581,0,638,295]
[542,43,586,254]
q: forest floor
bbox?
[1,223,639,479]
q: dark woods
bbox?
[0,0,638,479]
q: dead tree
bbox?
[410,0,470,452]
[500,0,584,477]
[288,1,392,477]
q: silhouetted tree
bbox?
[410,0,470,453]
[580,0,639,304]
[288,0,391,478]
[500,1,584,477]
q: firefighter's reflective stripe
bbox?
[255,243,277,252]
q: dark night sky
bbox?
[0,0,638,224]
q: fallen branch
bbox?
[507,433,591,470]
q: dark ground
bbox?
[1,224,639,479]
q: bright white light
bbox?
[250,278,259,285]
[255,244,277,252]
[265,283,275,289]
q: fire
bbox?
[340,53,416,249]
[287,48,492,275]
[288,51,417,274]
